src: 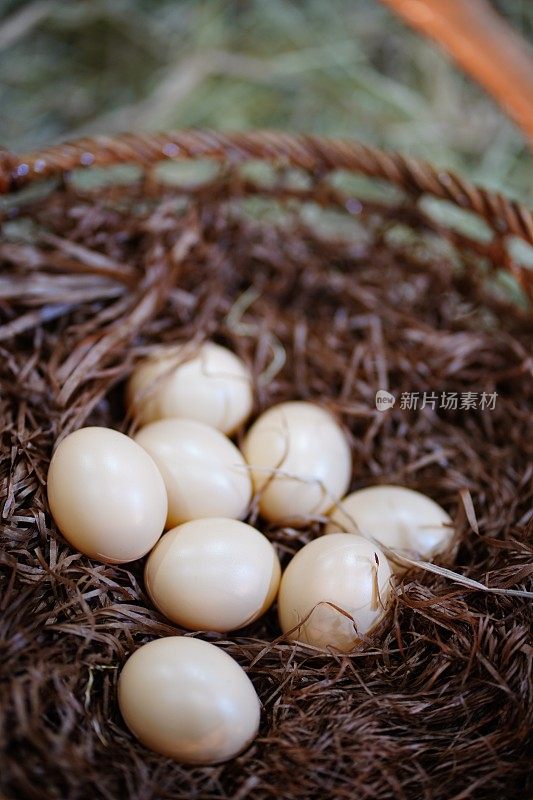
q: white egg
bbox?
[126,341,253,434]
[118,637,260,764]
[134,418,252,527]
[326,485,453,572]
[242,401,351,525]
[278,533,392,651]
[46,427,167,563]
[145,518,281,632]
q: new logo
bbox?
[375,390,395,411]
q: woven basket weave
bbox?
[2,129,532,240]
[1,130,531,800]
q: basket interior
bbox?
[1,162,532,800]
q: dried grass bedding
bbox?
[0,142,532,800]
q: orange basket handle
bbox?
[380,0,533,142]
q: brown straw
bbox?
[0,131,532,800]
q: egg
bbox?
[46,427,167,563]
[145,518,281,632]
[242,401,351,525]
[118,636,260,763]
[134,419,251,527]
[278,533,391,651]
[326,485,453,572]
[126,341,253,434]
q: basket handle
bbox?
[1,129,532,245]
[380,0,533,143]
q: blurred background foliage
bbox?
[0,0,531,202]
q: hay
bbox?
[0,168,532,800]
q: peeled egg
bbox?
[145,518,281,632]
[118,636,260,764]
[126,341,253,434]
[134,419,251,527]
[242,401,351,525]
[46,427,167,563]
[278,533,391,651]
[326,485,453,572]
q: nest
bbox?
[0,131,532,800]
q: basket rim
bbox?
[1,129,532,246]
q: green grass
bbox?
[0,0,531,202]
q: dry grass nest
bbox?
[0,164,532,800]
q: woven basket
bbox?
[3,129,533,240]
[1,130,532,800]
